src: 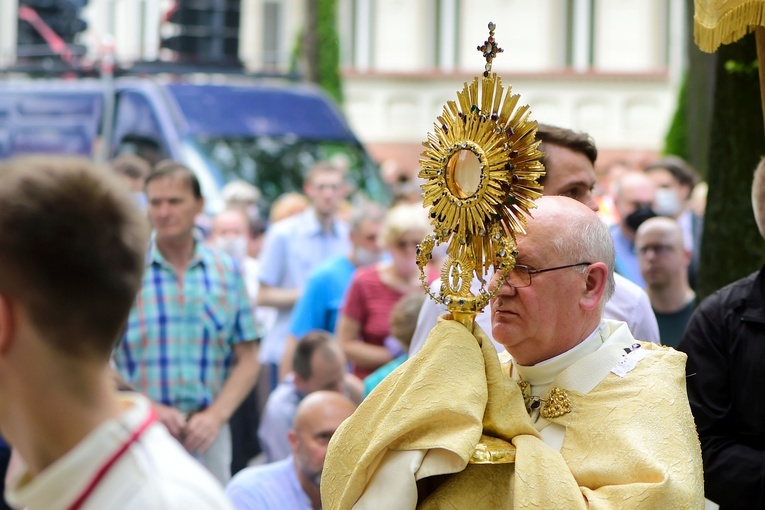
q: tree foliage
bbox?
[303,0,343,104]
[663,73,690,162]
[697,33,765,300]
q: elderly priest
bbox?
[321,196,704,509]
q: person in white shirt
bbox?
[0,156,232,510]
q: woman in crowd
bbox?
[337,204,430,378]
[363,292,425,397]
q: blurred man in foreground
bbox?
[0,157,232,509]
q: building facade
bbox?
[0,0,686,173]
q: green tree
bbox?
[697,33,765,299]
[663,73,689,161]
[303,0,343,104]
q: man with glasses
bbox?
[410,124,660,354]
[635,217,695,347]
[321,196,703,508]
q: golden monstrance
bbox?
[416,22,545,332]
[414,22,546,464]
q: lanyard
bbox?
[67,409,157,510]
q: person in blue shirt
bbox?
[279,204,386,378]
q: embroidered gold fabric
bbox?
[321,318,705,509]
[517,381,572,419]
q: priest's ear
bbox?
[580,262,608,311]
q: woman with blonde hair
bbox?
[337,204,430,378]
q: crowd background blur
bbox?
[99,139,709,465]
[0,129,717,510]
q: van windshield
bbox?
[190,134,389,208]
[167,83,390,209]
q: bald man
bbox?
[322,197,703,509]
[635,217,695,347]
[227,391,356,510]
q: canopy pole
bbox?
[758,26,765,134]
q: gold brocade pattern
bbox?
[517,381,572,419]
[541,387,572,419]
[321,319,705,510]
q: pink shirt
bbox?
[342,265,405,378]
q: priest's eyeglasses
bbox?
[503,262,592,288]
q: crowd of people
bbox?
[0,118,763,509]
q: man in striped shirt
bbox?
[114,161,261,484]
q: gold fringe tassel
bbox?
[694,0,765,52]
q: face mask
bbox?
[653,188,683,217]
[625,205,657,232]
[213,235,248,262]
[354,246,382,267]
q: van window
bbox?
[192,135,381,204]
[0,91,101,157]
[166,84,389,208]
[113,91,167,163]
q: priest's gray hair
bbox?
[551,214,616,304]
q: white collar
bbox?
[513,322,606,392]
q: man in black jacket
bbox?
[678,156,765,510]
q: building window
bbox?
[436,0,458,72]
[565,0,594,71]
[263,0,282,67]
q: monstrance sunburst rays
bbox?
[416,22,545,321]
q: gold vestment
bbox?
[321,318,704,509]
